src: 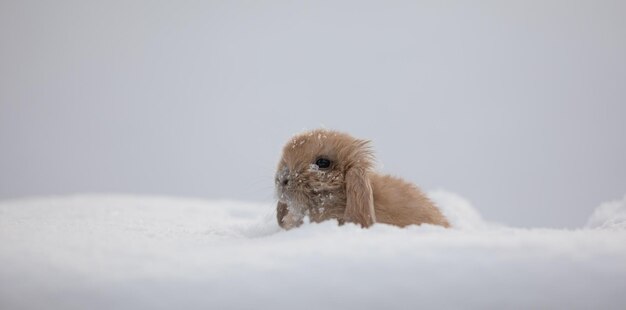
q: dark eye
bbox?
[315,158,332,169]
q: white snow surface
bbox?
[1,192,625,310]
[586,195,626,230]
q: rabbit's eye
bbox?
[315,158,332,169]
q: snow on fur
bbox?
[1,192,625,309]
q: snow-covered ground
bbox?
[1,192,625,310]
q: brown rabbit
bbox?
[275,129,449,229]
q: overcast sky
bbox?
[1,0,625,228]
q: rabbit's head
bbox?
[275,129,376,228]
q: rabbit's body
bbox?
[369,174,449,227]
[275,129,449,229]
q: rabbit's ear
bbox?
[344,167,376,227]
[277,201,304,230]
[277,201,289,228]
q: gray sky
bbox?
[1,0,625,228]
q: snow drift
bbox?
[1,192,625,309]
[586,194,626,230]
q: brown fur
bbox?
[275,129,449,229]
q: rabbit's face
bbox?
[275,129,373,216]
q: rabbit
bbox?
[275,129,450,229]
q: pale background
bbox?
[1,0,624,228]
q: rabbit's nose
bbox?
[276,167,290,187]
[276,173,290,187]
[277,174,289,186]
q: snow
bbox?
[1,192,626,309]
[586,195,626,230]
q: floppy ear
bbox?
[276,201,289,228]
[277,201,304,230]
[344,167,376,228]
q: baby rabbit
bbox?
[275,129,449,229]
